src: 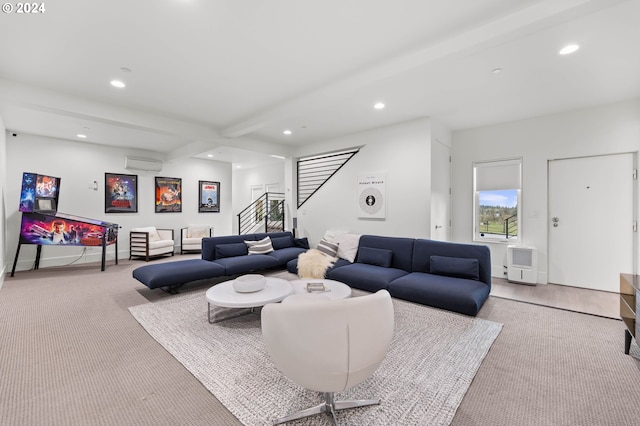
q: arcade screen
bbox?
[19,172,61,213]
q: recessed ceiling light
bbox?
[77,134,87,138]
[110,79,126,88]
[120,67,132,73]
[270,154,286,159]
[283,129,292,135]
[374,102,385,110]
[491,67,503,74]
[207,154,214,158]
[559,44,580,55]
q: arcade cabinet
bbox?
[11,172,119,276]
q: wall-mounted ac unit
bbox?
[124,156,163,172]
[507,245,538,285]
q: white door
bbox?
[431,140,451,241]
[266,183,280,193]
[250,185,264,202]
[548,153,635,292]
[250,185,265,224]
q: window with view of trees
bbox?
[473,159,521,242]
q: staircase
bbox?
[236,148,361,235]
[297,148,360,208]
[237,192,285,235]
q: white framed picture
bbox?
[357,172,386,219]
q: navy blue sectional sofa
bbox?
[132,231,307,293]
[133,230,491,316]
[288,235,491,316]
[200,232,308,275]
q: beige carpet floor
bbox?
[129,287,502,425]
[1,257,640,425]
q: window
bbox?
[473,158,522,242]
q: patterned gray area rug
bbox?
[129,290,502,426]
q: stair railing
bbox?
[237,192,285,235]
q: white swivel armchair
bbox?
[261,290,394,425]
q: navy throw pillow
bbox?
[430,255,479,280]
[357,247,393,268]
[294,237,310,249]
[271,235,294,250]
[215,243,248,259]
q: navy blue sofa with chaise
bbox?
[133,230,490,315]
[288,235,491,316]
[132,231,307,293]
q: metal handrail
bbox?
[297,148,359,208]
[237,192,285,235]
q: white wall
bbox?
[0,125,7,284]
[5,134,233,271]
[452,99,640,282]
[294,118,434,246]
[431,120,453,148]
[231,162,285,233]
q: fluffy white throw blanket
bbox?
[297,249,336,279]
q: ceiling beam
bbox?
[0,78,220,142]
[220,0,627,139]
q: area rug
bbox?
[129,290,502,426]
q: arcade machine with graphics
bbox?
[11,172,119,276]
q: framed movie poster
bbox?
[155,177,182,213]
[199,180,220,213]
[105,173,138,213]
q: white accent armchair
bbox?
[180,225,212,254]
[261,290,394,425]
[129,226,175,261]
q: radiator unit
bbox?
[124,156,163,172]
[507,245,538,285]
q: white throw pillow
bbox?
[133,226,161,242]
[334,233,361,263]
[245,236,274,255]
[187,226,209,239]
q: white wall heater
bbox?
[507,245,538,285]
[124,156,163,172]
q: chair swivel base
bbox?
[273,391,380,425]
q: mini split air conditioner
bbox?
[507,245,538,285]
[124,156,163,172]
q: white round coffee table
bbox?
[206,277,293,323]
[289,279,352,300]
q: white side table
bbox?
[206,277,292,323]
